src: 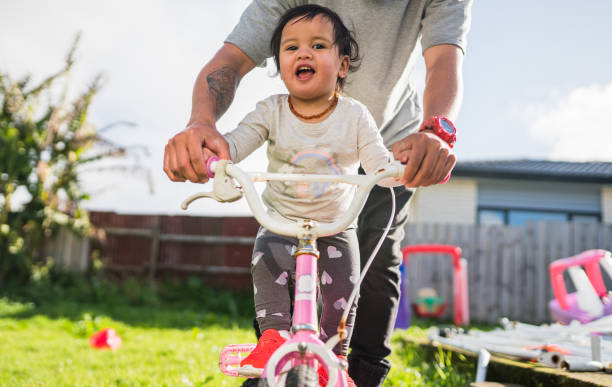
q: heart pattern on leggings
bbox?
[333,297,348,310]
[285,244,297,256]
[320,327,327,339]
[321,271,333,285]
[275,272,289,285]
[327,246,342,258]
[257,309,266,318]
[252,251,263,266]
[256,228,266,238]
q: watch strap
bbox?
[419,115,456,148]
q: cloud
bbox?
[527,83,612,161]
[1,0,284,215]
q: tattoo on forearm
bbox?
[207,66,238,118]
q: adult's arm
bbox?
[392,44,463,187]
[163,43,255,183]
[391,0,471,187]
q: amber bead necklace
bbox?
[288,91,338,120]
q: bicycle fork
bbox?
[263,235,347,386]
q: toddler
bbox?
[204,5,398,384]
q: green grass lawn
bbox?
[0,274,475,386]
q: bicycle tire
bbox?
[239,378,263,387]
[285,364,318,387]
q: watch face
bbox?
[439,118,456,134]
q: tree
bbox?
[0,34,146,285]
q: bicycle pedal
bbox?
[219,343,257,377]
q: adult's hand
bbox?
[163,122,230,183]
[391,130,456,187]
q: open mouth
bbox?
[295,65,315,80]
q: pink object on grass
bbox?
[89,328,122,350]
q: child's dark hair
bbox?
[270,4,360,91]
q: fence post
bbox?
[148,218,161,283]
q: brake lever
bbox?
[181,159,243,210]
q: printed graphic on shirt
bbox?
[289,149,340,198]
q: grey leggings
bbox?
[251,227,360,355]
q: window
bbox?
[508,210,567,226]
[478,209,505,225]
[477,208,600,226]
[571,214,599,223]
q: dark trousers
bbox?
[348,171,414,386]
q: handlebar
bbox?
[181,158,404,239]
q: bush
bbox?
[0,34,148,286]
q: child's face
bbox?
[278,15,349,102]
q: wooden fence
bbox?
[87,211,259,290]
[51,211,612,323]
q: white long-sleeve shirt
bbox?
[224,94,395,223]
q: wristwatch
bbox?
[419,115,457,148]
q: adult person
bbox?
[163,1,472,385]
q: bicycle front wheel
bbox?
[285,364,318,387]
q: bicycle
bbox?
[181,157,404,387]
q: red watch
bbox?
[419,115,457,148]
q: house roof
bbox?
[452,160,612,183]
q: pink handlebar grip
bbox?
[206,156,220,178]
[439,173,451,184]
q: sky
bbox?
[1,1,612,216]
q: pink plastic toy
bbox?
[549,249,612,324]
[401,244,470,326]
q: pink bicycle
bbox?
[181,158,403,387]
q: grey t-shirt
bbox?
[225,0,472,147]
[224,94,393,223]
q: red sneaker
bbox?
[317,356,356,387]
[238,329,287,377]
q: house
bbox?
[407,160,612,225]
